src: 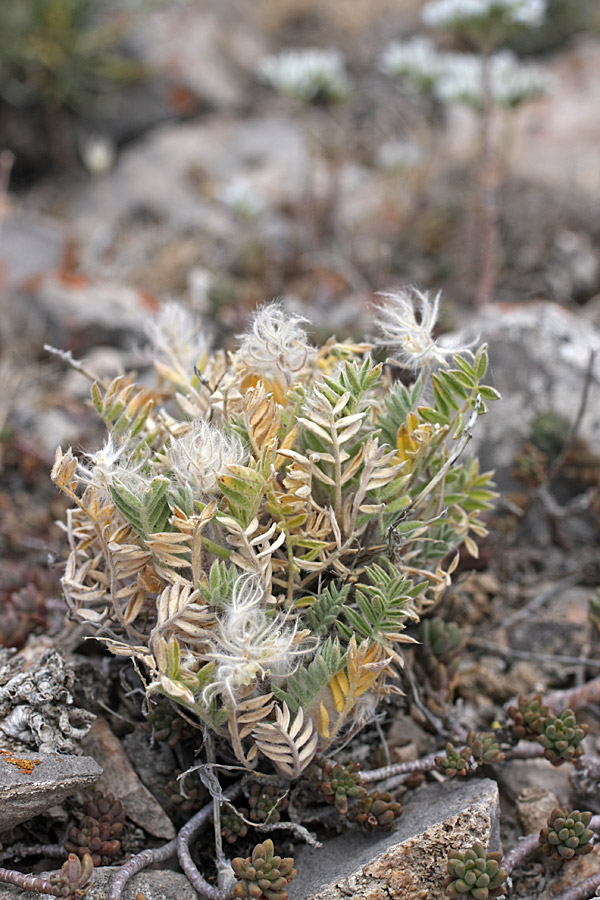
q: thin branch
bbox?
[109,839,177,900]
[502,573,580,628]
[468,638,600,671]
[257,821,322,848]
[361,742,546,784]
[552,870,600,900]
[0,868,55,895]
[0,845,66,864]
[544,349,597,486]
[176,782,243,900]
[543,676,600,714]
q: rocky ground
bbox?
[1,1,600,899]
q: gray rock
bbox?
[0,865,197,900]
[0,754,102,833]
[457,301,600,485]
[70,116,308,278]
[128,4,264,111]
[0,212,66,290]
[81,718,176,841]
[288,777,500,900]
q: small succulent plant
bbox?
[506,695,549,741]
[352,790,403,832]
[436,742,473,777]
[467,731,505,766]
[539,808,594,861]
[164,771,208,822]
[49,852,94,898]
[145,699,197,747]
[248,782,289,825]
[415,617,465,705]
[315,761,367,816]
[64,790,126,867]
[536,709,588,766]
[232,839,297,900]
[443,843,507,899]
[221,808,249,845]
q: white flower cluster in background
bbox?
[379,36,443,90]
[422,0,546,30]
[258,48,351,103]
[437,50,551,108]
[381,38,551,110]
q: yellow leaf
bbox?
[329,670,349,713]
[318,702,330,739]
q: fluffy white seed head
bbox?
[166,420,246,497]
[203,574,309,706]
[145,302,210,384]
[258,48,351,103]
[376,288,473,370]
[422,0,546,30]
[237,302,313,401]
[78,435,149,492]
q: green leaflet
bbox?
[272,637,346,713]
[339,560,424,647]
[304,583,351,636]
[111,474,171,538]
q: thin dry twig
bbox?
[0,844,66,864]
[552,870,600,900]
[468,638,600,671]
[543,677,600,714]
[544,349,597,487]
[502,573,580,628]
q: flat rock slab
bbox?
[0,754,102,833]
[288,777,500,900]
[0,866,198,900]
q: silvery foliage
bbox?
[422,0,546,30]
[258,48,351,103]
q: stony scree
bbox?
[288,777,500,900]
[0,753,102,833]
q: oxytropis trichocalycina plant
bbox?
[51,289,499,897]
